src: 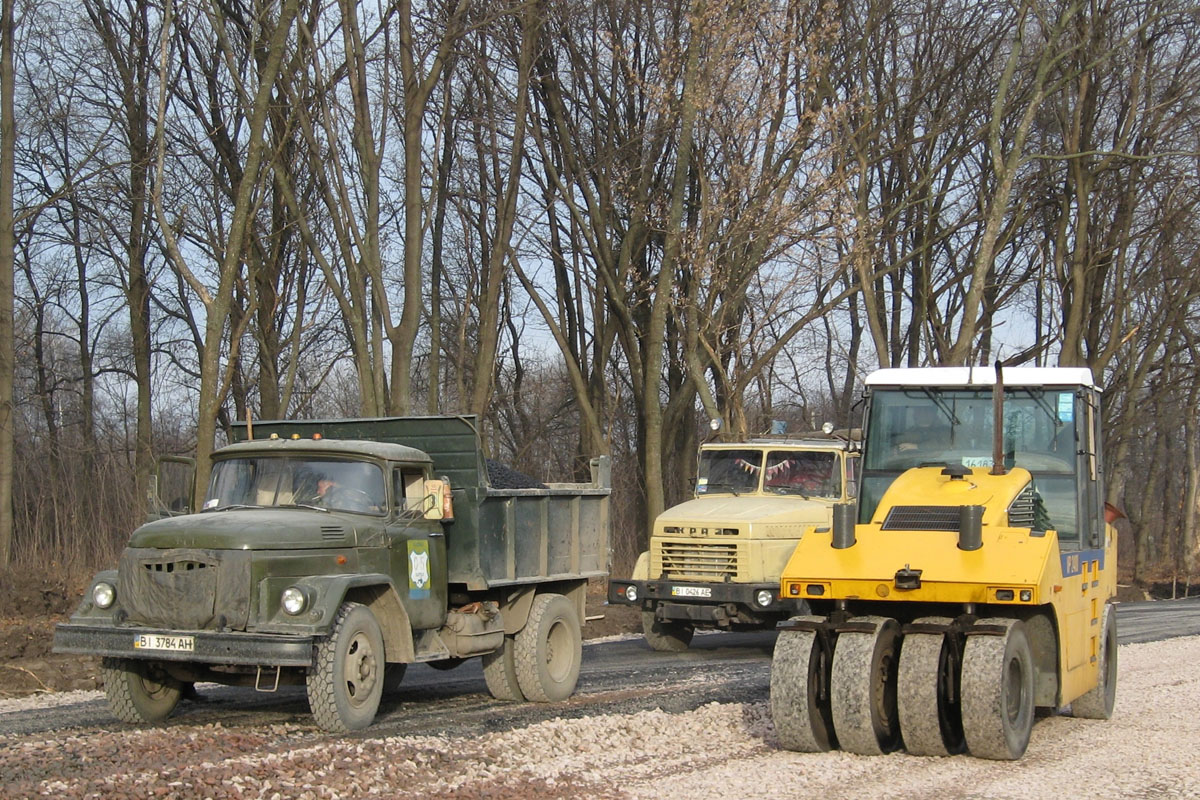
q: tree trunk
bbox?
[0,0,14,566]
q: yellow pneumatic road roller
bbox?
[770,366,1118,760]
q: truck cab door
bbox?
[388,466,448,631]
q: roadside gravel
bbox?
[2,635,1198,799]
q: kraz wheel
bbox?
[515,593,582,702]
[482,634,526,701]
[307,602,385,732]
[1072,604,1118,720]
[961,618,1035,760]
[770,616,835,752]
[641,610,694,652]
[101,657,182,724]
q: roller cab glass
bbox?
[205,456,387,515]
[860,387,1080,540]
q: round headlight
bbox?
[624,584,638,603]
[92,582,115,609]
[755,589,774,608]
[281,586,308,615]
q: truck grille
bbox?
[117,548,252,631]
[656,541,739,580]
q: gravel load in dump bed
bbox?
[485,459,550,489]
[1,635,1198,799]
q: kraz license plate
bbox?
[671,586,712,598]
[134,634,195,652]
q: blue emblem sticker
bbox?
[1057,392,1074,423]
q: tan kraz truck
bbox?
[609,437,855,650]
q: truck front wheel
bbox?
[101,657,182,724]
[308,601,385,732]
[642,610,694,652]
[515,593,582,702]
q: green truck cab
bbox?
[54,416,611,732]
[608,437,854,651]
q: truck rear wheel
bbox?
[641,610,694,652]
[770,617,835,752]
[101,657,182,724]
[515,593,582,702]
[830,616,901,755]
[482,634,526,701]
[308,601,385,732]
[1071,604,1117,719]
[382,663,407,695]
[961,618,1034,760]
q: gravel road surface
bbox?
[1,603,1198,799]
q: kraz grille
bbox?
[656,541,739,580]
[881,505,962,531]
[117,548,252,630]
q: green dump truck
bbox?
[608,437,854,650]
[54,416,611,732]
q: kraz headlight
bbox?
[281,586,309,615]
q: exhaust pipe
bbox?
[832,502,857,549]
[959,505,984,551]
[991,360,1006,475]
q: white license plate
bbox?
[671,586,712,598]
[134,634,195,652]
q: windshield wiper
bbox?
[200,503,261,513]
[278,503,329,513]
[921,387,960,425]
[1029,390,1065,429]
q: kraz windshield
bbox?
[698,448,839,497]
[206,456,387,515]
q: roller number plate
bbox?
[671,586,712,598]
[134,634,195,652]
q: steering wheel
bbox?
[324,486,377,512]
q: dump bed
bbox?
[233,416,611,590]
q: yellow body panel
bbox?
[780,465,1118,707]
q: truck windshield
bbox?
[697,449,763,494]
[205,456,387,515]
[762,450,840,497]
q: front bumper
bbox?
[608,578,799,625]
[53,622,315,667]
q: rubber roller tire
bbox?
[960,618,1035,760]
[830,616,902,755]
[770,616,835,752]
[896,617,964,756]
